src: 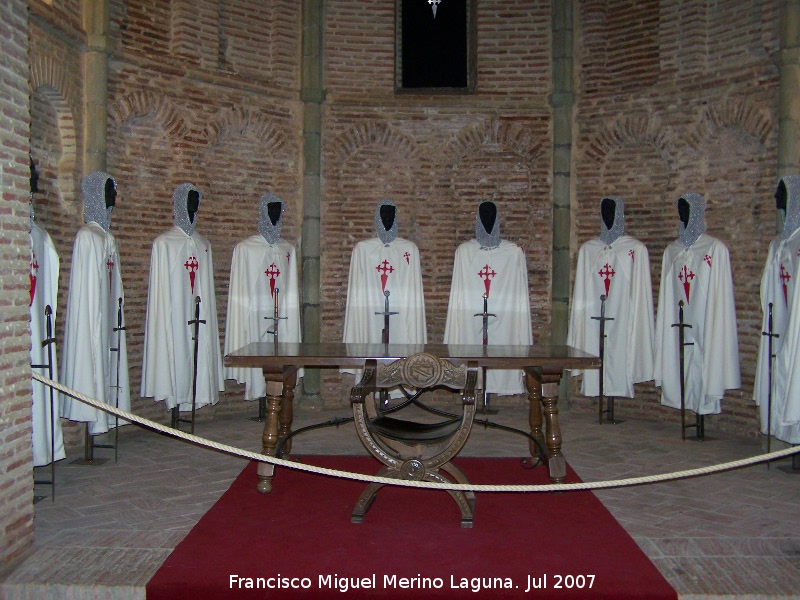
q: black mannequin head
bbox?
[187,189,200,223]
[267,201,282,226]
[601,197,616,230]
[104,178,117,208]
[677,197,690,226]
[29,155,39,194]
[479,201,497,233]
[380,204,396,231]
[776,180,788,213]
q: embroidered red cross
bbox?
[678,265,695,303]
[704,254,712,267]
[478,264,496,297]
[265,263,281,297]
[628,249,635,261]
[780,264,792,307]
[598,263,615,296]
[376,259,394,292]
[29,254,39,307]
[184,255,199,294]
[106,256,115,292]
[404,252,410,265]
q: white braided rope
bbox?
[33,371,800,493]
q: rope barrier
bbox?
[33,371,800,493]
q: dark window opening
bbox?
[397,0,474,92]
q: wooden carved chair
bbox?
[349,352,481,528]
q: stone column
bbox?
[82,0,112,174]
[778,0,800,231]
[300,0,324,404]
[550,1,574,359]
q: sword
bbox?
[375,290,398,346]
[265,288,287,343]
[672,300,694,441]
[762,302,779,465]
[251,289,288,423]
[591,294,615,424]
[185,296,206,435]
[473,293,497,412]
[31,305,57,500]
[374,290,398,407]
[110,296,125,462]
[473,293,497,347]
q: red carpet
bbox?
[147,456,676,599]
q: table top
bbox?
[224,342,600,372]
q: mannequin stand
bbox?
[592,295,621,424]
[672,300,707,441]
[31,305,57,501]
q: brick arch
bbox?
[29,56,80,112]
[444,118,546,165]
[29,57,80,211]
[583,114,678,167]
[689,97,773,149]
[200,106,288,152]
[109,90,186,139]
[328,120,420,165]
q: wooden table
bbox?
[224,342,600,492]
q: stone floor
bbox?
[2,401,800,599]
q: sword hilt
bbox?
[266,288,287,338]
[374,290,399,317]
[113,297,125,334]
[762,301,780,346]
[374,290,398,346]
[188,295,207,340]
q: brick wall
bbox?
[0,0,34,570]
[21,0,788,470]
[571,0,781,435]
[320,0,554,403]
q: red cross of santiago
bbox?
[780,263,792,307]
[265,262,281,297]
[376,259,394,292]
[598,263,615,296]
[106,256,115,293]
[184,255,199,294]
[29,254,39,307]
[478,264,496,297]
[678,264,695,303]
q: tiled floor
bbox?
[2,401,800,599]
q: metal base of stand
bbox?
[72,424,116,465]
[777,451,800,473]
[248,396,267,422]
[33,481,54,502]
[476,391,499,415]
[599,397,623,424]
[171,407,196,432]
[683,414,714,442]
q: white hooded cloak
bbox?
[568,197,655,397]
[224,194,302,399]
[654,193,740,415]
[59,172,131,435]
[141,183,224,411]
[29,218,65,466]
[444,202,532,395]
[758,175,800,442]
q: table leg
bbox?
[278,369,297,455]
[257,384,282,494]
[525,370,545,458]
[541,381,565,483]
